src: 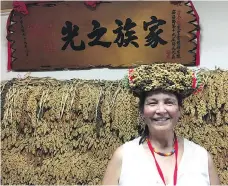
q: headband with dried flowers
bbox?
[122,63,205,98]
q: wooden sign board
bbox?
[1,1,12,12]
[7,1,200,71]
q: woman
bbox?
[102,63,220,186]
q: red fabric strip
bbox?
[147,134,178,185]
[6,12,13,71]
[189,1,200,66]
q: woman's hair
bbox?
[138,89,183,145]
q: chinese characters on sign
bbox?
[20,16,29,56]
[8,1,199,71]
[61,16,168,51]
[171,9,181,59]
[61,21,86,51]
[144,16,168,48]
[88,20,112,48]
[113,18,139,48]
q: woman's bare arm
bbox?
[102,146,123,185]
[208,152,220,185]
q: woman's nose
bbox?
[155,104,167,113]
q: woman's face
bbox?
[142,91,180,132]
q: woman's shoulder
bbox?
[183,137,209,155]
[113,137,142,157]
[107,137,141,167]
[122,136,142,146]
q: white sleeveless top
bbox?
[119,137,210,186]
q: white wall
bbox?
[1,1,228,81]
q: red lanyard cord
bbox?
[147,135,179,185]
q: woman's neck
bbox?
[148,130,175,150]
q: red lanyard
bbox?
[147,136,178,186]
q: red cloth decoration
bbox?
[193,84,204,95]
[7,1,29,71]
[7,16,12,71]
[128,68,134,83]
[189,1,200,66]
[84,1,101,8]
[192,72,197,89]
[13,1,29,15]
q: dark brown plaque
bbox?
[7,1,200,71]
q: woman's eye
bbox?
[148,102,156,105]
[166,102,174,105]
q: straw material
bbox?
[1,69,227,184]
[127,63,204,98]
